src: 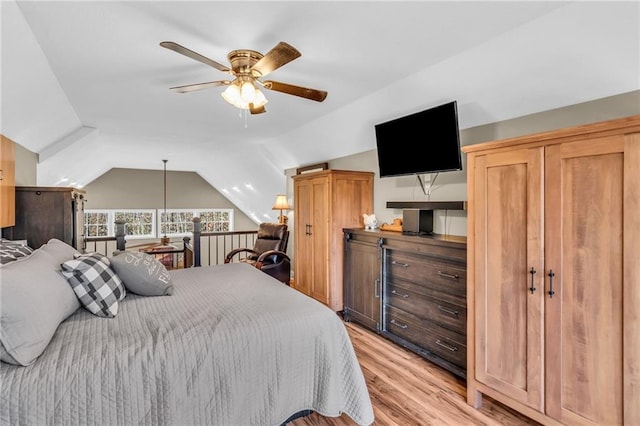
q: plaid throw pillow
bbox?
[60,253,126,318]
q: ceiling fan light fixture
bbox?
[221,79,268,110]
[221,83,242,106]
[253,88,268,108]
[241,81,256,103]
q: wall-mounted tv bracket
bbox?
[416,172,440,198]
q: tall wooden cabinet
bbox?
[2,186,86,251]
[0,135,16,228]
[292,170,374,311]
[463,115,640,425]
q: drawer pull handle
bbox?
[435,339,458,352]
[391,260,409,268]
[437,305,459,317]
[437,271,459,280]
[391,289,409,298]
[390,319,408,329]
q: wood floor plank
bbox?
[290,321,539,426]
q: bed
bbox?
[0,239,375,425]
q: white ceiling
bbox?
[2,1,639,223]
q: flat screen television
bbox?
[375,100,462,178]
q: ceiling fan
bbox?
[160,41,328,115]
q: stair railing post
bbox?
[115,219,126,253]
[192,217,201,267]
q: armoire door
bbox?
[309,176,329,305]
[294,179,313,297]
[544,136,625,425]
[473,146,545,411]
[0,135,16,228]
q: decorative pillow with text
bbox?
[110,251,174,296]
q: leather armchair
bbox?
[224,222,291,285]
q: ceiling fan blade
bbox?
[251,42,301,77]
[169,81,230,93]
[262,81,328,102]
[160,41,231,74]
[249,103,266,115]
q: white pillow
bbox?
[60,253,126,318]
[0,249,81,366]
[39,238,79,264]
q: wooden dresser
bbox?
[343,228,467,378]
[2,186,86,251]
[463,115,640,425]
[293,169,374,312]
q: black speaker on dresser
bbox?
[402,209,433,235]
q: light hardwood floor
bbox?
[291,321,539,426]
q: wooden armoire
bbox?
[462,115,640,425]
[2,186,86,251]
[0,135,16,228]
[292,169,374,312]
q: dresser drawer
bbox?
[386,250,466,298]
[385,304,466,368]
[387,281,466,335]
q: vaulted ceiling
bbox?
[2,1,639,223]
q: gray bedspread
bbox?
[0,263,374,426]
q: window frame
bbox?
[196,209,234,233]
[113,209,157,240]
[158,208,234,237]
[85,208,235,239]
[84,209,112,238]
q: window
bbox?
[85,210,110,237]
[85,209,156,239]
[159,210,194,236]
[158,209,233,236]
[199,209,232,232]
[85,208,233,239]
[114,210,156,239]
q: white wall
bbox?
[14,142,38,186]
